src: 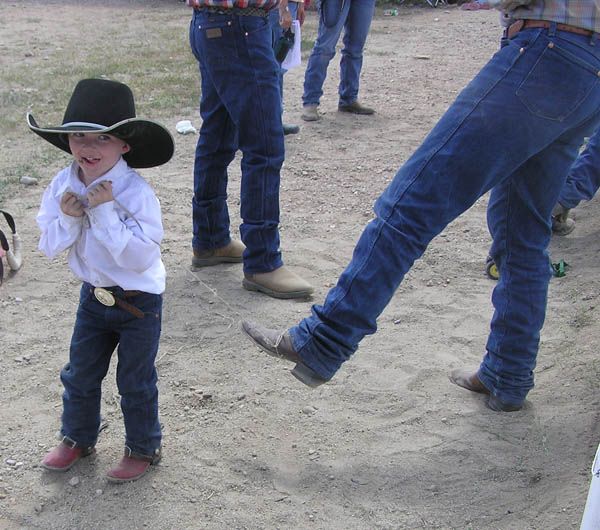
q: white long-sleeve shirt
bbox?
[37,158,166,294]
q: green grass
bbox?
[0,7,199,204]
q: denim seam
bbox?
[317,217,385,319]
[488,179,514,391]
[242,18,280,272]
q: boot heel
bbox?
[291,363,328,388]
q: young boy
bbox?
[29,78,174,482]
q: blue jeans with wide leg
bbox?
[302,0,375,107]
[190,10,284,274]
[291,26,600,407]
[61,284,162,456]
[557,125,600,209]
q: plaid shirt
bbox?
[511,0,600,33]
[187,0,279,9]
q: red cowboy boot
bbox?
[106,447,161,483]
[41,438,95,471]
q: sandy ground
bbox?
[0,2,599,529]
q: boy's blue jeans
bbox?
[558,124,600,209]
[291,26,600,407]
[60,284,162,456]
[302,0,375,107]
[189,10,284,274]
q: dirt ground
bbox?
[0,1,599,529]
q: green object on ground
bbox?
[552,260,569,277]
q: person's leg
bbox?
[190,11,284,273]
[338,0,375,107]
[191,11,311,296]
[105,291,162,482]
[42,285,116,470]
[550,126,600,234]
[302,0,351,108]
[558,126,600,209]
[484,136,585,407]
[192,12,297,274]
[61,285,116,447]
[115,292,162,457]
[276,28,600,398]
[190,17,239,254]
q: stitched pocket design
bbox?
[517,41,599,121]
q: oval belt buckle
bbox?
[94,287,116,307]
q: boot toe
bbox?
[241,320,329,388]
[449,369,489,394]
[41,442,93,472]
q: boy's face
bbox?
[68,132,130,182]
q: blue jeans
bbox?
[61,284,162,456]
[190,10,284,274]
[558,125,600,209]
[302,0,375,107]
[290,26,600,407]
[269,2,299,104]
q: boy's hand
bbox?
[60,192,85,217]
[87,181,114,208]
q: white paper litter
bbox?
[176,120,197,135]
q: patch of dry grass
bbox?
[0,4,199,201]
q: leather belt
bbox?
[194,5,269,17]
[507,19,594,39]
[92,286,145,319]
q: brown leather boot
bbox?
[449,369,523,412]
[241,320,329,388]
[338,100,375,115]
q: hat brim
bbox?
[27,113,175,169]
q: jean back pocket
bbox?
[517,40,600,121]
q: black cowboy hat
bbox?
[27,78,174,169]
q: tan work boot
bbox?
[243,266,313,299]
[192,240,245,268]
[301,105,320,122]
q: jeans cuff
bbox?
[289,325,337,380]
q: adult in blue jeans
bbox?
[551,127,600,235]
[187,0,313,299]
[301,0,376,121]
[243,7,600,412]
[269,0,305,135]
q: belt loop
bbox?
[590,32,598,46]
[548,21,557,37]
